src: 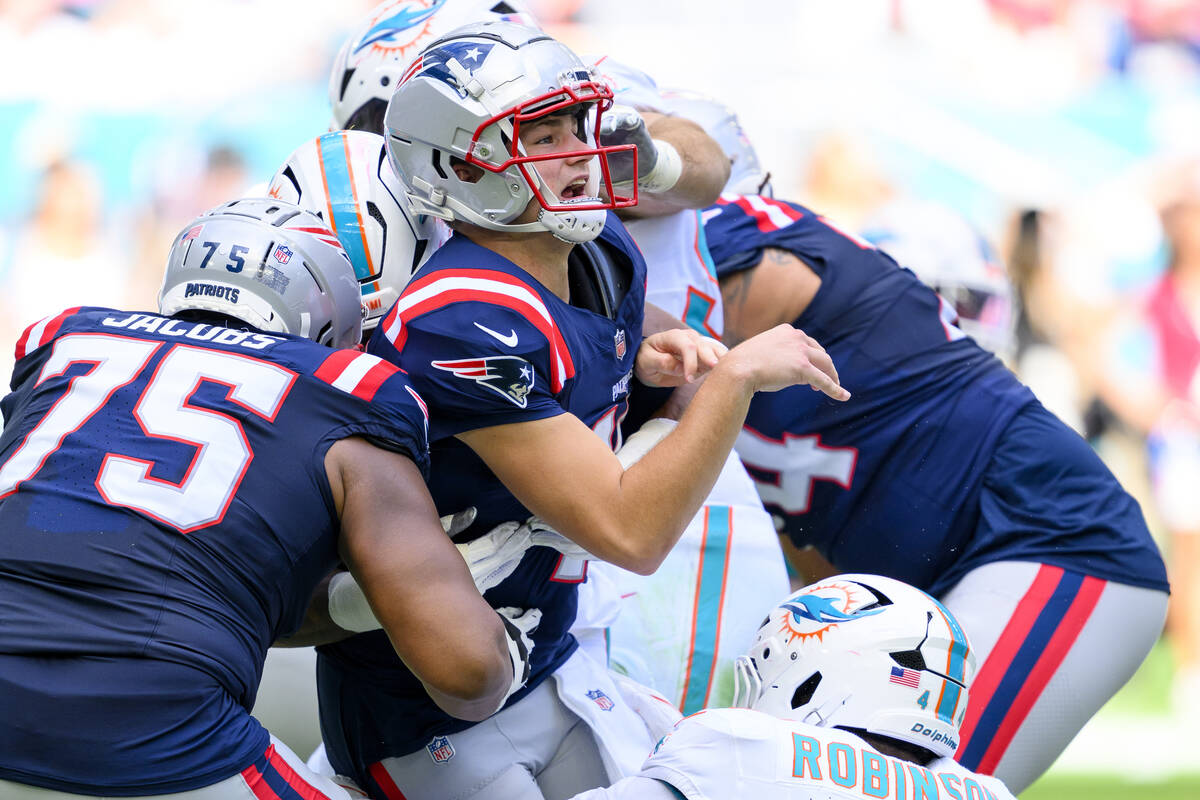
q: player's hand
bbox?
[635,328,727,387]
[526,517,595,561]
[599,105,653,184]
[599,105,682,193]
[495,606,541,708]
[724,324,850,400]
[456,521,533,592]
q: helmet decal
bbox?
[354,0,449,60]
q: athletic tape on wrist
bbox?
[639,139,682,194]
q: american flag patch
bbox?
[182,225,203,241]
[889,666,921,688]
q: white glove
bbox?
[495,606,541,710]
[455,521,533,592]
[598,104,682,193]
[525,516,595,561]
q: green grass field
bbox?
[1022,775,1200,799]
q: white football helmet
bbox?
[384,21,637,244]
[863,201,1018,362]
[330,0,540,133]
[158,198,363,348]
[268,130,448,332]
[658,88,772,196]
[733,574,975,759]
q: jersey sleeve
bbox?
[704,195,811,279]
[308,348,432,477]
[368,298,566,440]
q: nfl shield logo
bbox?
[614,329,626,359]
[426,735,455,763]
[586,689,615,711]
[273,244,293,264]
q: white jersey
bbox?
[626,212,724,340]
[641,708,1016,800]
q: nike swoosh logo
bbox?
[474,322,518,347]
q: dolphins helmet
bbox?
[659,88,772,196]
[330,0,540,133]
[384,20,637,244]
[159,198,363,348]
[268,130,448,333]
[733,574,975,759]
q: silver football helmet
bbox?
[268,130,448,332]
[733,574,975,759]
[384,20,637,244]
[158,198,363,348]
[330,0,540,133]
[658,88,772,196]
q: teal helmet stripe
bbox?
[317,132,374,290]
[928,592,970,723]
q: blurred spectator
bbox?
[1096,159,1200,716]
[1005,207,1089,433]
[126,142,253,310]
[796,130,893,234]
[0,157,126,377]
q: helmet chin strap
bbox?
[502,159,607,244]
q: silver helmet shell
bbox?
[733,573,975,759]
[158,198,363,348]
[384,20,637,244]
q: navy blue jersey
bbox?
[320,213,645,775]
[0,307,428,795]
[704,195,1167,596]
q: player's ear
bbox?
[450,156,483,183]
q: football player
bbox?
[570,575,1017,800]
[0,199,532,798]
[703,191,1169,794]
[578,83,788,712]
[314,22,849,800]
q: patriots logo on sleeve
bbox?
[432,355,535,408]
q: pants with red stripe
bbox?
[943,561,1167,794]
[0,737,364,800]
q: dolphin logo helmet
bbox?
[733,573,975,759]
[329,0,540,133]
[268,130,448,334]
[158,198,363,348]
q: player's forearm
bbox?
[599,365,754,573]
[620,114,729,218]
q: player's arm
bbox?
[719,247,820,347]
[458,325,849,575]
[611,110,730,219]
[325,436,522,721]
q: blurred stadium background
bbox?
[2,0,1198,795]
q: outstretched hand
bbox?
[635,328,727,387]
[727,324,850,400]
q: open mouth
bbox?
[561,178,590,200]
